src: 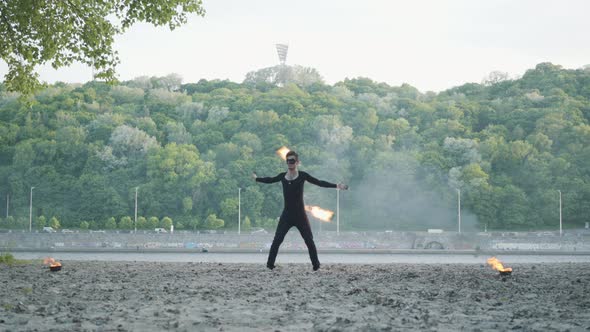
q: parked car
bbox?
[61,229,74,233]
[154,228,168,233]
[42,227,56,233]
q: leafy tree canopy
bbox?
[0,0,205,95]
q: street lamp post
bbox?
[238,187,241,235]
[6,193,8,218]
[134,187,138,234]
[558,190,562,237]
[457,189,461,234]
[29,187,35,232]
[336,188,340,236]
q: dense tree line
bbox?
[1,63,589,232]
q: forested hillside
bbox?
[1,63,589,232]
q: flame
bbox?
[486,257,512,273]
[305,205,334,222]
[43,257,62,268]
[276,146,290,160]
[43,257,55,265]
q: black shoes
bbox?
[267,263,275,270]
[313,264,320,271]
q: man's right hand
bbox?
[252,172,258,180]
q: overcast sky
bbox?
[1,0,589,92]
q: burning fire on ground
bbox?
[43,257,62,271]
[487,257,512,275]
[305,205,334,222]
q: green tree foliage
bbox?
[188,217,200,230]
[118,216,133,230]
[49,216,60,230]
[219,198,238,227]
[137,216,147,229]
[204,214,224,229]
[35,215,46,230]
[88,220,99,230]
[105,217,117,230]
[16,217,28,229]
[5,216,16,229]
[242,216,252,231]
[1,63,589,231]
[80,221,90,230]
[147,217,159,230]
[0,0,206,94]
[261,217,278,230]
[182,197,193,214]
[244,65,323,88]
[161,216,173,230]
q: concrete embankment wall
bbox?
[2,231,590,253]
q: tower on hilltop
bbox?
[275,44,288,65]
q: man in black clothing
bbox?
[253,151,348,271]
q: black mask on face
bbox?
[287,158,297,165]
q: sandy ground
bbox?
[1,261,589,331]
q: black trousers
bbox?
[267,212,319,268]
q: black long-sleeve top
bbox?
[256,171,337,214]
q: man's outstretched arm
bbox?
[305,172,348,190]
[253,172,283,184]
